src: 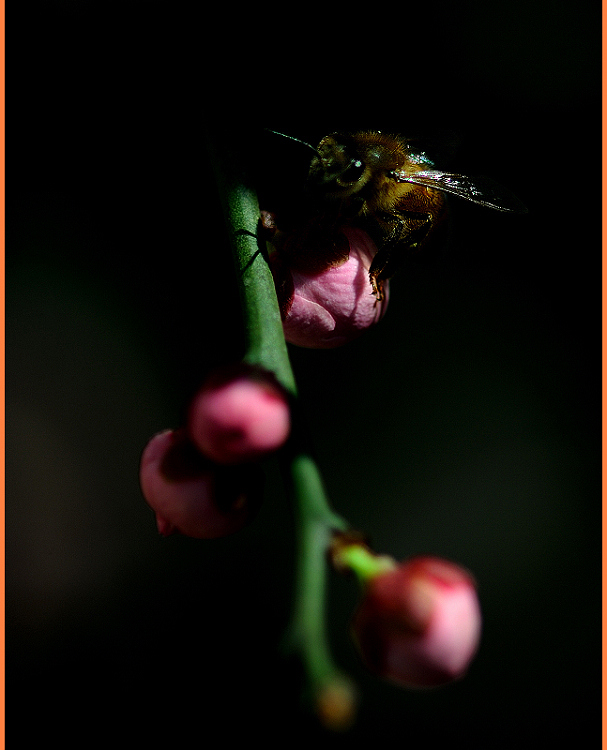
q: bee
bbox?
[266,130,527,301]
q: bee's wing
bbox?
[404,129,461,167]
[396,170,528,213]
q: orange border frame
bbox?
[1,0,5,747]
[604,2,606,745]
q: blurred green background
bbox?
[8,1,599,746]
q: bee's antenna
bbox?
[265,129,320,157]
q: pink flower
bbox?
[139,429,263,539]
[352,556,481,688]
[271,226,389,348]
[187,365,290,465]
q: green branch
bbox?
[206,136,295,395]
[206,132,355,729]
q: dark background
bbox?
[8,1,599,746]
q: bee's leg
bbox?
[369,275,385,301]
[369,212,432,300]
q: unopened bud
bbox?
[352,556,482,688]
[271,226,389,348]
[314,674,358,732]
[188,365,291,465]
[139,429,263,539]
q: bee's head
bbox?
[307,132,404,199]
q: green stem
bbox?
[207,133,355,727]
[284,457,356,731]
[287,454,348,673]
[333,543,397,586]
[206,132,296,395]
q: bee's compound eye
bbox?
[339,159,365,184]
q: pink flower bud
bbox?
[271,226,389,348]
[352,556,481,688]
[139,429,263,539]
[187,366,291,465]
